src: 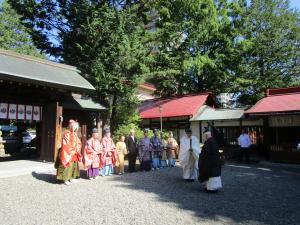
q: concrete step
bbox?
[0,160,55,178]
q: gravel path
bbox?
[0,162,300,225]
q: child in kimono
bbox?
[83,128,101,180]
[100,128,117,176]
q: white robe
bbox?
[179,136,201,180]
[206,176,222,190]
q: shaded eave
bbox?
[245,110,300,116]
[62,95,107,111]
[0,71,95,93]
[190,105,245,121]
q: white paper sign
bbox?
[33,106,41,121]
[8,104,17,119]
[25,105,33,120]
[17,105,25,120]
[0,103,8,119]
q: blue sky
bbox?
[290,0,300,10]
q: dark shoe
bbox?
[185,179,195,182]
[205,188,218,193]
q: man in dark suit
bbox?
[126,129,138,172]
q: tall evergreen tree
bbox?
[8,0,300,110]
[0,0,44,58]
[237,0,300,104]
[9,0,152,131]
[148,0,247,97]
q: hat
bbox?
[143,128,149,133]
[103,128,110,134]
[153,128,158,133]
[203,127,211,134]
[92,128,98,133]
[69,119,79,131]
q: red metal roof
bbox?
[139,93,212,119]
[246,86,300,114]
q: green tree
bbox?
[148,0,247,97]
[236,0,300,104]
[0,0,44,58]
[9,0,152,132]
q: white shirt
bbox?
[238,134,251,148]
[130,135,135,142]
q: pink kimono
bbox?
[100,136,117,176]
[83,137,101,178]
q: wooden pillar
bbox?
[97,112,103,140]
[263,117,270,160]
[41,102,62,162]
[81,124,87,154]
[275,127,279,145]
[199,121,202,143]
[239,119,243,132]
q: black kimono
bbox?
[198,137,221,183]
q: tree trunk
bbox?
[110,94,118,133]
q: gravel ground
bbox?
[0,162,300,225]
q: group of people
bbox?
[56,120,129,186]
[55,119,223,193]
[138,128,179,171]
[55,120,179,186]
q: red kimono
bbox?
[60,129,82,168]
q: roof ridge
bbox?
[267,86,300,96]
[0,49,78,72]
[142,92,211,102]
[267,92,300,97]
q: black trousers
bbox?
[239,147,250,163]
[128,153,137,172]
[140,160,151,171]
